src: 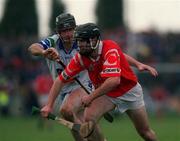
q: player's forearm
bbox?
[47,78,65,108]
[124,53,141,67]
[90,77,120,100]
[28,43,44,56]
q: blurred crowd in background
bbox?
[0,29,180,118]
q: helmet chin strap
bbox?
[89,36,100,50]
[58,33,72,44]
[58,34,63,42]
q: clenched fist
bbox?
[42,48,59,61]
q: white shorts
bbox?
[108,83,145,113]
[53,93,70,115]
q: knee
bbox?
[60,107,73,121]
[84,112,97,122]
[138,128,157,141]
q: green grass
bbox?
[0,115,179,141]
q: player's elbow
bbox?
[28,43,35,52]
[28,43,42,55]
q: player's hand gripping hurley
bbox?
[32,106,81,131]
[32,106,94,138]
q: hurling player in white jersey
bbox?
[29,13,94,141]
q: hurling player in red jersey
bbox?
[66,23,157,141]
[41,23,158,141]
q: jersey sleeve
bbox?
[59,53,84,82]
[100,48,121,78]
[39,34,59,50]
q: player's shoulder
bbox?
[38,34,60,49]
[102,40,121,53]
[103,40,119,47]
[41,34,59,47]
[47,34,59,43]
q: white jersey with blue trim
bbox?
[39,34,93,97]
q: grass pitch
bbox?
[0,115,179,141]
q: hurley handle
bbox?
[31,106,56,120]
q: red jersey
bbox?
[59,40,137,97]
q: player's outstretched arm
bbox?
[28,43,45,56]
[135,63,158,77]
[28,43,59,61]
[41,77,65,117]
[124,53,158,77]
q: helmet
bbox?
[74,23,101,50]
[56,13,76,31]
[74,23,100,40]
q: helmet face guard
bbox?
[56,13,76,32]
[74,23,101,50]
